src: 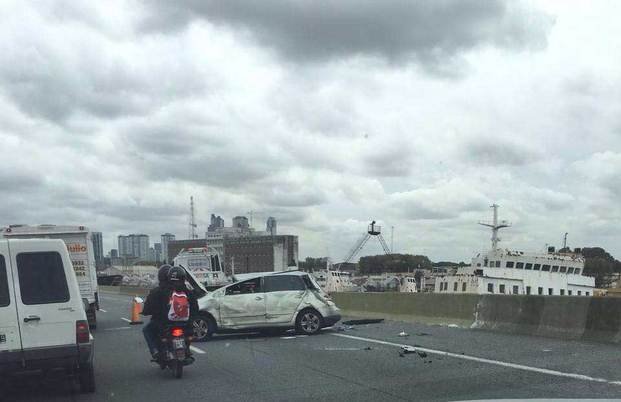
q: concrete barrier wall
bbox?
[99,285,150,297]
[334,292,621,343]
[332,292,479,326]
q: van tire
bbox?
[79,362,96,393]
[86,305,97,330]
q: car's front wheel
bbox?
[192,314,216,341]
[295,309,323,335]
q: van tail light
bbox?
[171,328,184,337]
[76,320,90,344]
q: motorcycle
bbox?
[154,326,195,378]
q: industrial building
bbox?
[167,234,298,274]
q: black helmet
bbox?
[167,266,186,284]
[158,264,172,283]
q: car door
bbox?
[218,277,266,327]
[11,243,79,352]
[0,242,22,361]
[264,275,307,324]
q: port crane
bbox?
[340,221,391,267]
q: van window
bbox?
[225,277,262,295]
[0,256,9,307]
[264,275,305,292]
[17,252,69,305]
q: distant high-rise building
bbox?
[118,235,132,257]
[232,216,249,229]
[208,214,225,232]
[154,243,162,262]
[117,234,149,259]
[91,232,104,267]
[161,233,176,263]
[266,217,277,236]
[110,249,118,258]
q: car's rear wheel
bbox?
[295,309,323,335]
[192,314,215,341]
[78,362,96,393]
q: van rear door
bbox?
[0,241,22,361]
[10,241,79,352]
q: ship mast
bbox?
[478,204,511,250]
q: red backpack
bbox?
[167,291,190,322]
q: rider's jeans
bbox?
[143,320,159,354]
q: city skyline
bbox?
[1,2,620,262]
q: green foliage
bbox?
[581,247,621,288]
[298,257,328,271]
[358,253,432,274]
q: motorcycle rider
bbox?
[141,264,173,360]
[165,266,200,353]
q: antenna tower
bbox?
[478,204,511,250]
[188,196,198,239]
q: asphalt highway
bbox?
[2,292,621,401]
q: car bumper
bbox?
[323,314,342,327]
[0,343,93,374]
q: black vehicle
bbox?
[154,326,194,379]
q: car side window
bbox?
[16,252,69,305]
[225,277,262,295]
[0,255,9,307]
[264,275,306,292]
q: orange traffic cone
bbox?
[129,296,143,325]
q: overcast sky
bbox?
[1,0,620,262]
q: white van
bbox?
[3,225,100,328]
[0,239,95,393]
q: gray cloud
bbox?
[463,137,542,166]
[142,0,552,70]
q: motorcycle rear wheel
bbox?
[172,359,183,379]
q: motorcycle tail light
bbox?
[171,328,184,337]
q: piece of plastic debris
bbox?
[398,331,409,337]
[342,319,384,325]
[447,324,459,328]
[400,346,416,355]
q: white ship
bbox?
[435,205,595,296]
[311,259,360,293]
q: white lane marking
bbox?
[120,318,131,323]
[190,346,206,354]
[99,309,107,313]
[332,333,621,386]
[104,327,133,331]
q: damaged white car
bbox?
[190,271,341,341]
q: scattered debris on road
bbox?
[322,347,373,351]
[416,332,430,336]
[342,319,384,325]
[398,331,409,337]
[447,324,459,328]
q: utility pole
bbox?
[391,226,394,253]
